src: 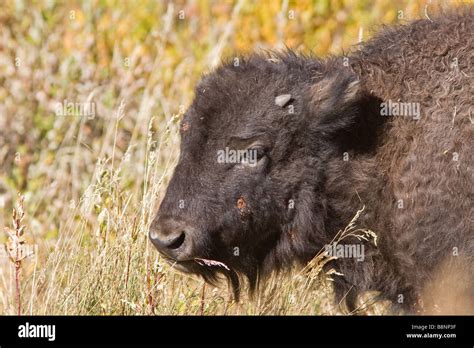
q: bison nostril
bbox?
[167,232,186,250]
[149,218,191,256]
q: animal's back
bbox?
[352,8,473,312]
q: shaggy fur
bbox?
[149,8,473,313]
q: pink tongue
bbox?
[194,258,230,270]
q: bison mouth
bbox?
[162,256,229,273]
[161,255,241,298]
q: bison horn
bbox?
[275,94,292,107]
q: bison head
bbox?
[149,52,365,297]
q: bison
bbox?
[149,9,473,314]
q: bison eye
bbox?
[240,146,268,168]
[251,147,266,160]
[227,136,270,168]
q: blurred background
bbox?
[0,0,457,315]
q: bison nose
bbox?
[149,217,192,260]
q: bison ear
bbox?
[309,68,363,134]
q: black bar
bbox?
[0,315,473,346]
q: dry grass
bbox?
[0,0,453,315]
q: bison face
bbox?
[149,53,363,295]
